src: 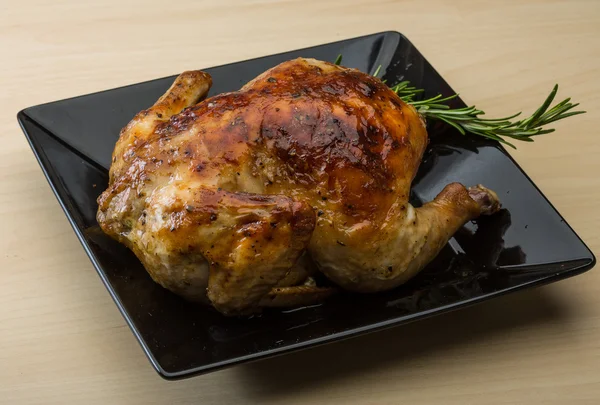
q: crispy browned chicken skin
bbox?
[97,58,500,315]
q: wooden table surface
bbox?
[2,0,600,403]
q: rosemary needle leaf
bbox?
[526,129,556,137]
[525,84,559,127]
[437,116,466,135]
[476,111,523,122]
[373,64,382,77]
[334,54,343,66]
[543,110,586,125]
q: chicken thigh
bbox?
[97,58,500,315]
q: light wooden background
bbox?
[2,0,600,403]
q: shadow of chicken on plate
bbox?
[97,58,501,315]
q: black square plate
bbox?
[18,31,595,379]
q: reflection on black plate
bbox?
[18,31,595,379]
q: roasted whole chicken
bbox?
[97,58,500,315]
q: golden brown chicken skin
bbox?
[97,58,499,315]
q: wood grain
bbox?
[1,0,599,403]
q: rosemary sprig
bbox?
[333,54,585,148]
[395,83,585,148]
